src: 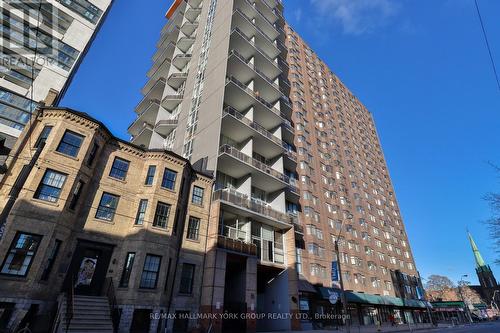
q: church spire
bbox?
[468,231,486,268]
[467,231,497,288]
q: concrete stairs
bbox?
[59,295,114,333]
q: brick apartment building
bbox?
[285,25,430,328]
[0,107,213,332]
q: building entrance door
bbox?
[64,240,113,296]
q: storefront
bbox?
[312,288,431,328]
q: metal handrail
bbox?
[104,277,120,332]
[233,8,279,50]
[213,188,294,225]
[223,106,284,147]
[231,27,279,68]
[219,144,291,184]
[66,271,74,332]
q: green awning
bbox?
[382,295,405,307]
[431,301,465,308]
[404,299,427,308]
[316,288,427,309]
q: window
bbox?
[95,193,119,221]
[140,254,161,289]
[187,217,200,240]
[1,232,42,276]
[161,168,177,190]
[68,180,85,210]
[57,0,103,24]
[86,142,99,167]
[153,202,170,228]
[179,263,195,294]
[119,252,136,287]
[145,165,156,185]
[191,186,204,205]
[56,130,84,157]
[109,157,130,180]
[35,125,53,148]
[34,169,67,202]
[135,200,148,225]
[40,240,61,281]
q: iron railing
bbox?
[213,188,294,225]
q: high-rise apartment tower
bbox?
[129,0,300,332]
[0,0,113,151]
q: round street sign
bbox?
[329,292,339,304]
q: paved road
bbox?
[415,321,500,333]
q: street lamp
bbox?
[458,274,473,324]
[491,290,499,312]
[333,213,353,333]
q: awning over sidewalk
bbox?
[298,279,317,293]
[316,287,427,308]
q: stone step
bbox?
[65,323,114,331]
[63,312,112,319]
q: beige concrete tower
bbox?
[128,0,300,332]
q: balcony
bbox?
[256,0,279,24]
[237,0,280,39]
[213,188,294,230]
[172,53,192,70]
[131,123,153,148]
[128,100,161,135]
[181,20,199,36]
[154,118,178,137]
[229,28,281,79]
[167,72,188,89]
[231,9,280,60]
[225,76,287,129]
[218,225,257,256]
[227,50,282,103]
[218,144,297,193]
[177,36,195,53]
[185,5,201,23]
[222,106,285,157]
[161,93,183,111]
[136,78,165,114]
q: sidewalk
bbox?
[262,323,443,333]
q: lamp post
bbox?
[491,290,499,313]
[333,213,353,333]
[458,275,473,324]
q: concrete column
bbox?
[236,174,252,197]
[149,307,160,333]
[7,302,30,332]
[269,190,285,213]
[240,137,253,157]
[246,257,258,333]
[118,305,135,333]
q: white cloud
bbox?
[310,0,400,35]
[294,8,303,22]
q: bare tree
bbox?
[485,162,500,265]
[425,275,455,291]
[485,193,500,265]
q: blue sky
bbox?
[62,0,500,285]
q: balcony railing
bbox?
[242,0,278,30]
[223,106,284,148]
[229,49,281,92]
[225,75,287,120]
[213,188,294,225]
[231,27,279,69]
[233,8,279,51]
[219,144,289,182]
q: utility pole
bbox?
[333,213,353,333]
[458,275,473,324]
